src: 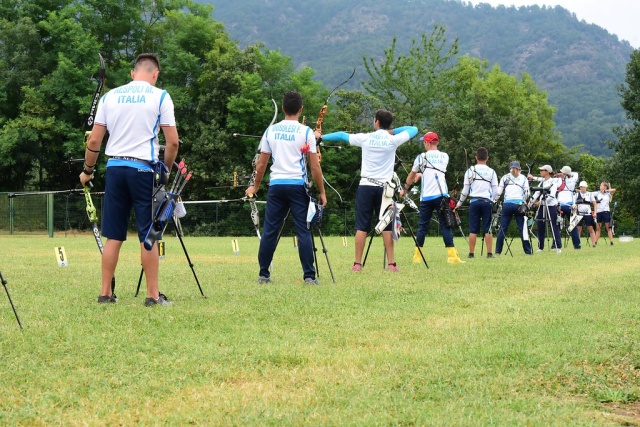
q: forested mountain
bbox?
[201,0,634,156]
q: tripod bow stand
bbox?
[362,199,429,269]
[1,271,23,329]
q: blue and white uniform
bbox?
[412,150,449,201]
[410,149,454,248]
[94,80,176,242]
[458,165,499,235]
[258,119,318,281]
[595,190,613,224]
[493,173,531,254]
[260,120,316,185]
[574,190,596,227]
[97,80,176,171]
[323,126,417,232]
[557,172,581,249]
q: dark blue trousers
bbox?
[416,197,454,248]
[258,185,315,280]
[536,203,562,250]
[495,203,532,254]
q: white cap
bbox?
[561,166,572,175]
[579,180,588,188]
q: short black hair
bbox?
[375,109,394,129]
[282,91,303,115]
[476,147,489,161]
[134,53,160,72]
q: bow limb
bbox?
[312,69,356,203]
[246,98,278,239]
[87,54,105,128]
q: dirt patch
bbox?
[603,402,640,425]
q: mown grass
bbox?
[1,233,639,425]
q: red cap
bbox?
[423,132,439,143]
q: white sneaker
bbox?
[556,248,562,254]
[536,249,544,253]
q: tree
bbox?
[610,49,640,217]
[430,56,563,185]
[362,26,458,128]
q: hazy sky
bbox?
[467,0,640,48]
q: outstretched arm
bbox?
[321,131,351,143]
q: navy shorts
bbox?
[468,199,492,234]
[579,214,596,227]
[102,166,155,242]
[596,211,611,224]
[354,185,391,232]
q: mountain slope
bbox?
[201,0,634,156]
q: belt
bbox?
[363,177,385,187]
[110,156,152,166]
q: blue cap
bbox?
[509,161,521,169]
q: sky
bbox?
[466,0,640,48]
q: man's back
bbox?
[98,80,174,161]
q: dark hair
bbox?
[282,91,303,115]
[375,109,394,129]
[476,147,489,161]
[134,53,160,72]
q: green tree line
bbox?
[1,0,635,234]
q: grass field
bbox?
[1,232,639,425]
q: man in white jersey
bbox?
[80,53,179,306]
[404,132,464,264]
[320,110,418,272]
[594,181,617,246]
[556,165,581,249]
[528,165,562,252]
[245,91,326,285]
[493,161,532,255]
[574,181,598,246]
[455,147,499,258]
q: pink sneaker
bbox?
[387,263,400,272]
[351,262,362,272]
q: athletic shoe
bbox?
[468,253,474,259]
[351,262,362,272]
[97,295,116,304]
[556,249,562,254]
[304,278,321,285]
[536,249,544,252]
[487,253,493,259]
[144,294,171,307]
[610,241,614,246]
[257,276,273,284]
[387,263,400,272]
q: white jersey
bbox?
[594,191,613,212]
[557,173,579,206]
[411,150,449,201]
[260,120,316,185]
[531,177,559,206]
[574,190,596,215]
[96,80,176,165]
[495,173,529,204]
[459,164,498,203]
[348,129,412,186]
